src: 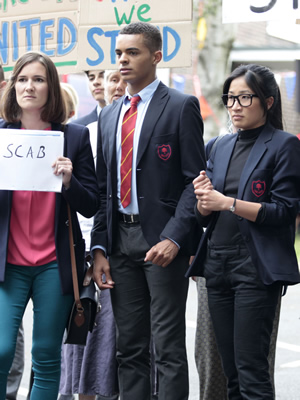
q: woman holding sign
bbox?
[0,51,99,400]
[187,64,300,399]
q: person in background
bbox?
[61,82,79,123]
[0,51,98,400]
[76,70,106,126]
[91,22,205,400]
[58,70,125,400]
[70,70,106,169]
[0,63,6,95]
[105,70,127,104]
[187,64,300,400]
[296,134,300,232]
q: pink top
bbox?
[7,126,57,266]
[7,191,56,266]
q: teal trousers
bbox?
[0,262,73,400]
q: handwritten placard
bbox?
[0,129,64,192]
[0,0,192,73]
[223,0,300,23]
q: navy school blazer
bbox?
[186,123,300,285]
[74,106,98,126]
[0,120,99,294]
[91,81,206,257]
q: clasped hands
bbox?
[193,170,228,215]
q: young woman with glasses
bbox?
[187,64,300,399]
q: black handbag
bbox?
[64,204,98,345]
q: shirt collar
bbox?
[123,79,160,105]
[96,104,102,116]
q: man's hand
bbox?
[92,249,115,290]
[144,239,179,268]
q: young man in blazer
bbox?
[91,22,206,400]
[75,70,106,127]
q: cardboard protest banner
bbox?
[0,0,193,73]
[77,22,192,70]
[0,129,64,192]
[79,0,191,24]
[223,0,300,23]
[0,0,78,16]
[1,11,78,73]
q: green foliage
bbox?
[203,0,222,17]
[295,233,300,261]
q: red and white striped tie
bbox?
[120,96,141,208]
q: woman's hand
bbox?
[198,189,231,212]
[193,170,214,198]
[193,171,214,216]
[52,156,73,189]
[193,171,234,214]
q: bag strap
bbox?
[67,203,85,325]
[206,134,224,161]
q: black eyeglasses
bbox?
[221,94,258,108]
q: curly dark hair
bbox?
[119,22,162,53]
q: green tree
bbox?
[194,0,237,139]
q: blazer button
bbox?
[108,194,112,199]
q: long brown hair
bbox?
[1,51,66,124]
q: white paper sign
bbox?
[223,0,300,23]
[0,129,64,192]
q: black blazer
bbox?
[0,121,99,294]
[74,107,98,126]
[187,124,300,285]
[91,82,206,256]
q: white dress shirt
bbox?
[117,79,160,215]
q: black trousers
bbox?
[109,222,189,400]
[204,241,281,400]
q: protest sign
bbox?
[0,129,64,192]
[223,0,300,23]
[0,0,193,73]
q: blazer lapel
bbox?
[107,100,122,167]
[237,125,273,199]
[136,82,169,166]
[212,134,237,193]
[50,123,64,234]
